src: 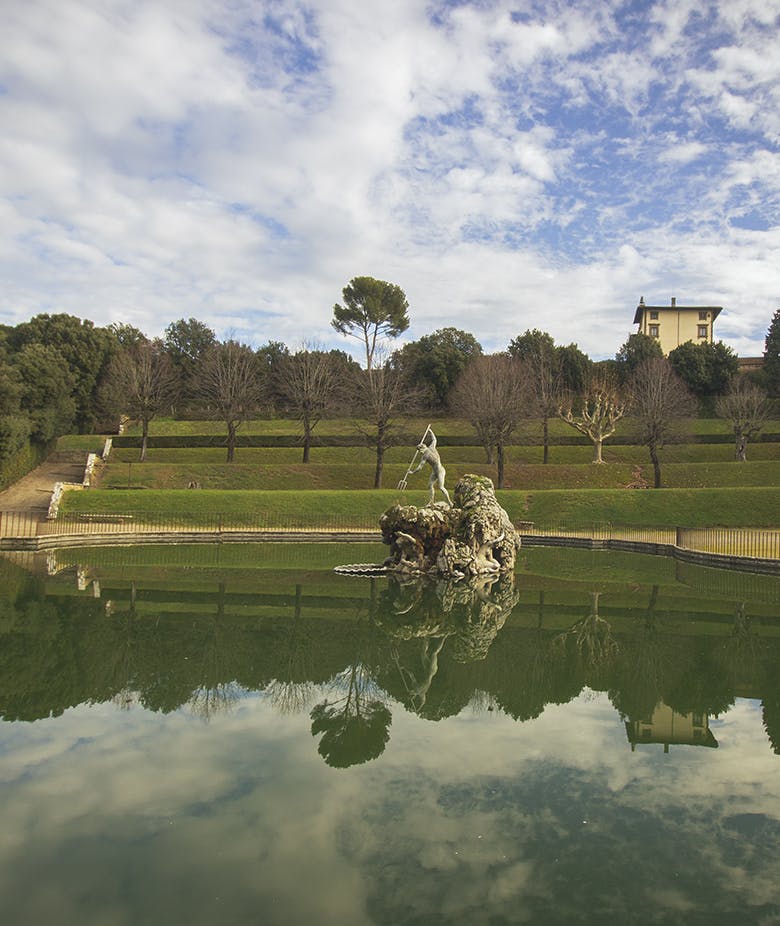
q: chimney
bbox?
[671,296,676,307]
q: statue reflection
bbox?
[374,573,519,717]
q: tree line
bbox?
[1,280,778,489]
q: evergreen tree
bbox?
[763,309,780,396]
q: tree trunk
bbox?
[649,443,661,488]
[226,422,236,463]
[592,438,603,463]
[496,442,505,488]
[140,418,149,463]
[374,444,384,489]
[302,432,311,463]
[735,432,747,462]
[542,416,549,464]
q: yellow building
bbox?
[633,296,722,355]
[624,702,718,753]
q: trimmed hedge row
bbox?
[112,431,780,449]
[0,440,49,492]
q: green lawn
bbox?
[97,459,780,492]
[59,486,780,529]
[47,413,779,533]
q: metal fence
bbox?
[2,510,380,538]
[1,510,778,561]
[522,521,779,560]
[521,522,677,547]
[676,527,780,560]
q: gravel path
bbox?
[0,454,88,518]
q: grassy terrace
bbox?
[54,414,779,530]
[60,486,780,529]
[98,460,779,491]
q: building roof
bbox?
[633,300,723,326]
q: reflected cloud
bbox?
[1,549,780,922]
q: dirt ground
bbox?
[0,453,88,518]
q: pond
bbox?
[1,543,779,925]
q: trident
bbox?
[397,424,432,490]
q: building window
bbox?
[649,325,659,338]
[698,325,708,338]
[699,311,708,320]
[650,311,659,320]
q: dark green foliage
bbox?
[107,323,148,348]
[615,333,663,382]
[763,308,780,396]
[393,327,482,409]
[13,342,77,442]
[332,276,410,369]
[6,313,116,431]
[0,358,23,416]
[256,339,290,410]
[668,340,739,398]
[508,328,556,361]
[163,317,217,400]
[0,415,32,470]
[557,343,592,393]
[508,330,591,463]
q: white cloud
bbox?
[658,141,707,164]
[0,0,778,357]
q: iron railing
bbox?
[1,510,778,561]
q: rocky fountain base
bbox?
[379,474,520,578]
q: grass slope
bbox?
[98,460,780,492]
[60,485,780,528]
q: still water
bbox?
[1,543,779,925]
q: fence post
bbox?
[676,526,683,549]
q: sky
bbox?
[2,0,780,361]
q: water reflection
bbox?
[1,547,779,761]
[1,547,780,924]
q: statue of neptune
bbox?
[407,428,451,506]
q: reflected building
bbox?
[624,702,718,753]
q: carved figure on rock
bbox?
[407,429,451,506]
[380,473,520,577]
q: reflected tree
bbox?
[267,585,318,715]
[189,584,241,721]
[609,586,664,722]
[310,614,391,768]
[310,667,391,768]
[554,592,619,669]
[716,602,763,689]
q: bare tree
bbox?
[277,345,344,463]
[629,357,695,488]
[197,340,264,462]
[716,376,771,461]
[558,372,626,464]
[352,354,419,488]
[451,354,529,488]
[101,340,179,462]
